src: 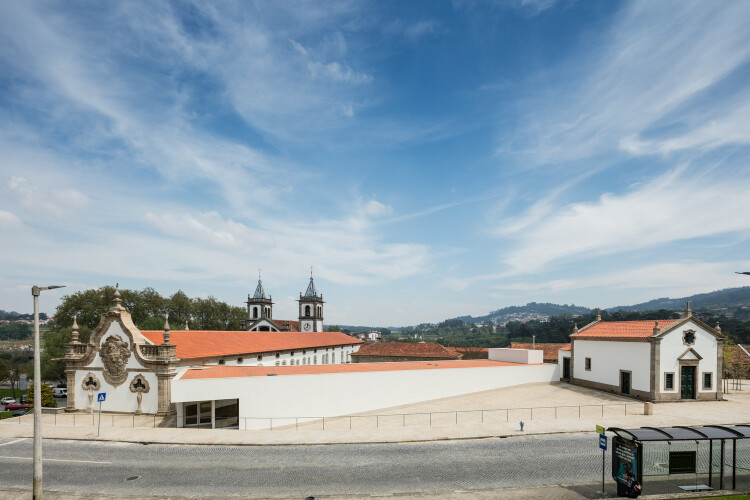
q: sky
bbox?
[1,0,750,326]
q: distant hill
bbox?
[455,302,592,326]
[607,286,750,313]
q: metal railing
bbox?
[0,412,166,428]
[1,402,642,430]
[176,402,643,431]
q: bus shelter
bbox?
[608,425,750,496]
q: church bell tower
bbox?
[298,271,324,332]
[246,275,273,328]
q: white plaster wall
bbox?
[172,363,560,429]
[558,350,570,364]
[204,345,359,367]
[659,320,718,393]
[573,340,651,392]
[74,322,159,413]
[74,370,159,414]
[489,348,543,364]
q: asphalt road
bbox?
[0,433,610,498]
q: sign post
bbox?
[97,392,106,437]
[598,425,607,496]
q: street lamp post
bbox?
[31,285,64,500]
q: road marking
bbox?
[0,439,26,447]
[0,456,111,464]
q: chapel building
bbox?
[559,302,725,402]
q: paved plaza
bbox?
[1,381,748,445]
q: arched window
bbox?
[218,359,225,365]
[237,357,243,364]
[332,353,336,364]
[282,360,286,365]
[257,355,263,361]
[275,360,280,366]
[305,305,311,317]
[253,307,258,319]
[275,352,280,358]
[313,355,317,364]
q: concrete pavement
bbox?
[1,382,748,445]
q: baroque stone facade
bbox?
[63,286,177,416]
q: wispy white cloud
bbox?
[501,166,750,274]
[504,1,750,165]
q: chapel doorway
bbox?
[620,371,631,395]
[563,357,570,379]
[681,365,696,399]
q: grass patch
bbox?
[0,388,27,400]
[0,411,14,420]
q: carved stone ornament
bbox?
[81,372,101,391]
[129,374,151,415]
[129,374,150,394]
[683,329,696,346]
[100,334,131,385]
[81,373,101,414]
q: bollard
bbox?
[644,402,654,415]
[519,420,524,431]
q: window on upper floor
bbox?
[703,372,712,389]
[218,359,225,365]
[305,305,311,317]
[585,358,591,371]
[683,330,696,345]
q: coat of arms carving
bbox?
[100,335,131,385]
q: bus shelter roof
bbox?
[608,425,750,442]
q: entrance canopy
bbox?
[608,425,750,442]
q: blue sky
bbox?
[1,1,750,326]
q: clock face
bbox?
[303,323,311,331]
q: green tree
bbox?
[7,356,31,399]
[327,325,341,332]
[166,290,192,327]
[0,322,32,340]
[138,316,168,330]
[27,383,56,408]
[41,325,92,384]
[0,359,9,386]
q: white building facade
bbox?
[566,303,724,402]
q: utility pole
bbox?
[32,285,65,500]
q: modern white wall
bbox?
[74,322,159,414]
[659,319,718,394]
[558,350,570,365]
[172,363,560,429]
[489,348,544,364]
[573,340,651,392]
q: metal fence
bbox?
[0,402,642,430]
[0,412,167,428]
[178,402,643,431]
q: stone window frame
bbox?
[585,357,591,371]
[683,329,696,346]
[664,372,675,390]
[703,372,713,390]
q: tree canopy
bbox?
[41,286,246,384]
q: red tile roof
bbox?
[270,319,300,331]
[510,342,571,361]
[571,319,679,339]
[180,359,525,380]
[350,342,463,359]
[140,330,362,361]
[560,344,571,351]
